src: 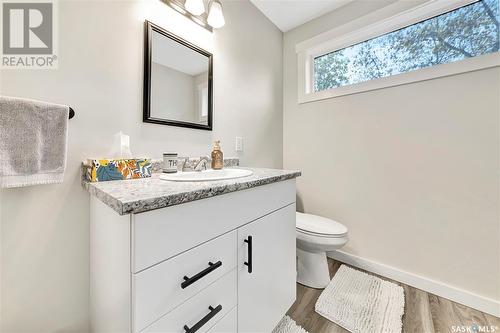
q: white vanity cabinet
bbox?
[237,206,296,333]
[90,179,297,333]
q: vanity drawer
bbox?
[141,269,237,333]
[132,179,296,272]
[206,306,237,333]
[133,230,237,333]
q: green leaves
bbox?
[314,0,499,92]
[314,51,349,91]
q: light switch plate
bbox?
[235,137,243,152]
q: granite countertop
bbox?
[84,167,301,215]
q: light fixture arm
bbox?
[162,0,211,31]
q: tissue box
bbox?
[86,159,152,182]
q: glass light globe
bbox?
[207,0,225,28]
[185,0,205,16]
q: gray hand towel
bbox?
[0,96,69,188]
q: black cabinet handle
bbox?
[181,261,222,289]
[183,304,222,333]
[244,236,253,273]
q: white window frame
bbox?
[296,0,500,104]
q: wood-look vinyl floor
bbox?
[286,259,500,333]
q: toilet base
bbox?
[296,248,331,289]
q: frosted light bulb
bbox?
[185,0,205,15]
[207,0,225,28]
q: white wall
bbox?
[0,0,283,331]
[284,0,500,306]
[151,63,197,122]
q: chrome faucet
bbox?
[179,157,193,172]
[193,156,210,171]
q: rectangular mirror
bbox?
[143,21,213,130]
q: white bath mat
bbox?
[315,265,404,333]
[272,316,308,333]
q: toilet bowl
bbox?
[296,212,348,289]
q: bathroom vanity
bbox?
[86,168,301,333]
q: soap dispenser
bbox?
[211,140,223,170]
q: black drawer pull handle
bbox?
[183,304,222,333]
[181,261,222,289]
[244,236,253,273]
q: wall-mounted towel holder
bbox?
[69,107,75,119]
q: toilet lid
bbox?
[296,212,348,237]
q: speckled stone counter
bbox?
[84,168,301,215]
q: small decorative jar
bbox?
[162,153,178,173]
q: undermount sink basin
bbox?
[160,168,253,182]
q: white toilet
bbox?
[296,212,348,289]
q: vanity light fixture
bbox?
[162,0,225,32]
[207,0,225,28]
[184,0,205,15]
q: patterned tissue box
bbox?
[86,159,152,182]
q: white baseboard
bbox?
[327,250,500,317]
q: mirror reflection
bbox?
[144,22,213,130]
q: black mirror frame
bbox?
[143,20,213,131]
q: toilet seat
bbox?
[297,228,346,238]
[296,212,348,238]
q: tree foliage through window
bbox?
[314,0,500,92]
